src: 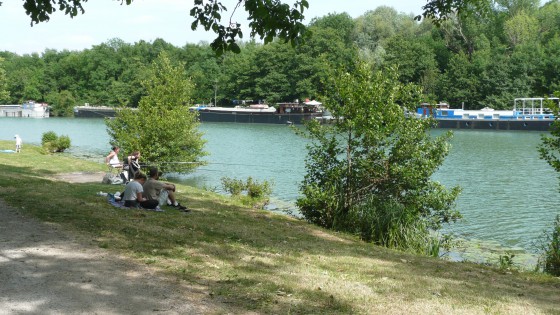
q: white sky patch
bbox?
[1,0,426,55]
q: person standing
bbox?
[14,135,22,153]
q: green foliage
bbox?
[190,0,309,55]
[498,252,516,271]
[41,131,57,144]
[418,0,493,25]
[221,176,273,208]
[348,196,450,256]
[221,177,245,196]
[296,62,461,256]
[539,96,560,174]
[45,90,76,117]
[106,52,207,174]
[57,135,71,151]
[245,177,272,199]
[41,131,71,153]
[537,214,560,276]
[0,57,10,103]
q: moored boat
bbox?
[417,98,558,131]
[0,101,49,118]
[190,100,325,124]
[74,104,118,118]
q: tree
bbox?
[106,52,207,174]
[504,10,539,47]
[296,61,461,255]
[16,0,309,55]
[383,34,439,90]
[45,90,76,116]
[419,0,494,25]
[0,57,9,103]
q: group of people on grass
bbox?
[105,146,189,212]
[105,146,141,182]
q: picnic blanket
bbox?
[105,194,163,212]
[107,194,128,209]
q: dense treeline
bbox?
[2,2,560,116]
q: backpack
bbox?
[102,173,124,185]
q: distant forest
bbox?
[2,2,560,116]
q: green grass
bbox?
[0,140,559,314]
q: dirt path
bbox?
[0,173,226,314]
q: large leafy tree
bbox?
[0,57,9,103]
[297,62,461,255]
[419,0,494,25]
[45,90,76,116]
[106,52,207,174]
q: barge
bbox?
[417,98,558,131]
[0,101,49,118]
[74,104,118,118]
[190,100,325,124]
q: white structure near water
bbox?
[0,101,49,118]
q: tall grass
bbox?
[538,214,560,276]
[348,196,448,257]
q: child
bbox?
[14,135,22,153]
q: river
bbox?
[1,117,558,264]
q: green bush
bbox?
[221,177,245,196]
[538,214,560,276]
[296,63,461,256]
[246,177,272,199]
[41,131,71,153]
[221,176,273,208]
[56,135,71,152]
[41,131,57,144]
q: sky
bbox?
[0,0,426,55]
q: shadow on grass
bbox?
[0,163,558,313]
[0,202,212,314]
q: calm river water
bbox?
[1,117,558,262]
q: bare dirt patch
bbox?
[51,171,107,184]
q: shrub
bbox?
[296,63,460,256]
[56,135,71,151]
[498,252,516,271]
[246,177,272,199]
[41,131,71,153]
[221,176,273,208]
[537,214,560,276]
[221,177,245,196]
[41,131,57,144]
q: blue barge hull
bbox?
[437,119,554,131]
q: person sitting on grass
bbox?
[143,167,189,212]
[126,150,141,180]
[122,172,159,210]
[105,146,122,168]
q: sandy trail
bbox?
[0,172,225,314]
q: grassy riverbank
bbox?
[0,141,558,314]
